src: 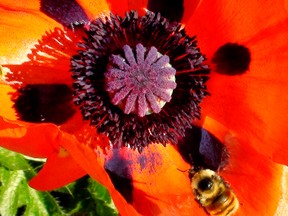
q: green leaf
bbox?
[0,148,65,216]
[87,178,118,216]
[0,147,119,215]
[0,167,11,186]
[0,148,31,171]
[0,170,24,216]
[23,186,56,216]
[59,176,118,216]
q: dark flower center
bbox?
[105,43,176,117]
[70,10,209,151]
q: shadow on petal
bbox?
[0,3,61,63]
[60,133,140,215]
[105,145,205,215]
[4,27,83,86]
[40,0,89,26]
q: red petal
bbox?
[60,134,140,216]
[242,19,288,165]
[4,27,83,86]
[186,0,288,165]
[105,145,205,215]
[106,0,148,16]
[101,118,287,215]
[186,0,288,58]
[0,117,59,158]
[0,0,40,9]
[201,21,288,165]
[203,117,286,215]
[0,3,60,64]
[29,147,86,190]
[181,0,201,23]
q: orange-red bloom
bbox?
[1,0,288,215]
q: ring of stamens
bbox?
[70,10,210,151]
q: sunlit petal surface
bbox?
[0,2,61,63]
[203,117,286,215]
[188,0,288,165]
[0,0,287,215]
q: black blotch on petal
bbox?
[105,169,134,204]
[105,151,161,214]
[212,43,251,75]
[199,129,229,170]
[147,0,184,22]
[178,127,229,171]
[14,84,76,125]
[40,0,88,26]
[178,127,204,166]
[105,151,134,203]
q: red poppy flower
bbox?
[1,0,288,215]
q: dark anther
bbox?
[105,169,134,204]
[212,43,251,75]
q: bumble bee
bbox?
[190,169,239,216]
